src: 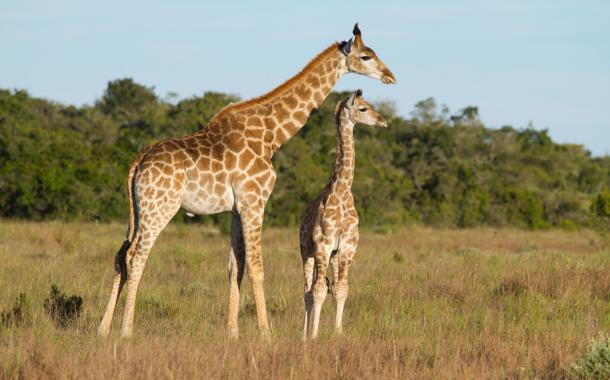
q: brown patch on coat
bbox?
[247,157,268,176]
[248,140,263,156]
[283,122,300,137]
[293,111,308,124]
[225,152,237,171]
[273,103,291,124]
[284,95,298,110]
[239,149,255,171]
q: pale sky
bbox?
[1,0,608,155]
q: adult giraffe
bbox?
[97,23,396,340]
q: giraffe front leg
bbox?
[334,234,358,335]
[227,213,246,339]
[240,207,270,340]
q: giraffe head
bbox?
[338,90,387,128]
[341,23,396,84]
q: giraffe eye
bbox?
[358,108,367,113]
[360,56,371,61]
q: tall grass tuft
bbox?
[1,293,30,327]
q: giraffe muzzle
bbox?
[381,69,396,84]
[376,116,388,128]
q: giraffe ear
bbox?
[341,39,352,55]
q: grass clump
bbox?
[1,293,30,327]
[138,295,178,318]
[569,333,610,379]
[454,247,481,255]
[179,281,212,297]
[43,284,83,324]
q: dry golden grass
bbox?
[1,221,609,379]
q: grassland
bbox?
[1,221,609,379]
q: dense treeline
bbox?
[1,79,609,230]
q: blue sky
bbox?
[1,0,608,155]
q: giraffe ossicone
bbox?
[300,90,387,340]
[97,24,396,340]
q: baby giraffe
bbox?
[300,90,387,340]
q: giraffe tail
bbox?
[124,146,154,243]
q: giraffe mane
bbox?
[216,42,344,118]
[334,99,348,126]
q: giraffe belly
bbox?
[180,182,234,216]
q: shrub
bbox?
[591,188,610,218]
[43,284,83,324]
[586,188,610,238]
[560,219,579,231]
[1,293,30,327]
[569,333,610,379]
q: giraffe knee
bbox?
[313,282,327,298]
[334,283,349,301]
[248,268,264,284]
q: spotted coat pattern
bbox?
[300,91,387,340]
[97,24,396,340]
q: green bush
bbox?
[1,293,30,327]
[569,333,610,379]
[586,188,610,237]
[43,284,83,324]
[2,84,609,229]
[591,187,610,217]
[560,219,579,231]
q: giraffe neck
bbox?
[330,113,355,192]
[265,50,348,156]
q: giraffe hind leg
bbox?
[227,213,246,339]
[119,186,183,338]
[302,254,315,341]
[329,250,339,303]
[119,222,168,339]
[310,245,332,339]
[97,238,132,338]
[334,236,358,335]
